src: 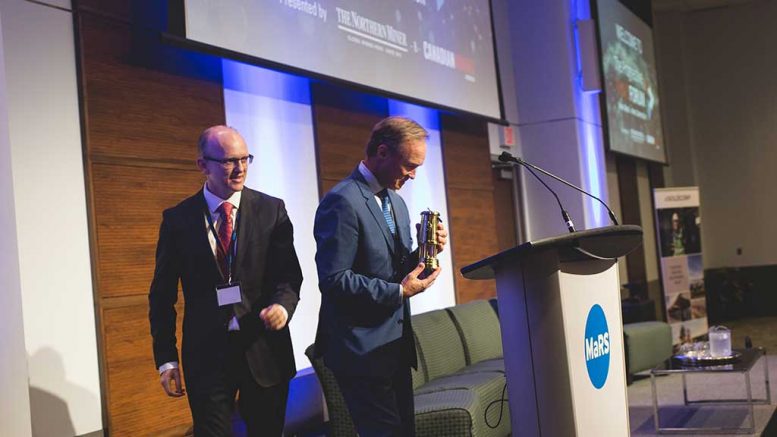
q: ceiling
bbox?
[652,0,757,12]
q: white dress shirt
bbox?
[358,161,391,211]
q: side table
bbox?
[650,347,771,434]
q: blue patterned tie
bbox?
[378,189,396,236]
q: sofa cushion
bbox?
[415,389,475,436]
[456,358,504,375]
[414,372,510,437]
[415,371,500,395]
[447,300,503,364]
[411,335,427,390]
[623,321,673,374]
[412,309,467,381]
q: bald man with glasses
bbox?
[149,125,303,436]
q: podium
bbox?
[462,225,642,437]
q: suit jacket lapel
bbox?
[190,190,223,280]
[350,168,396,255]
[230,191,254,318]
[234,190,254,281]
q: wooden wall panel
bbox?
[312,82,387,194]
[492,169,518,252]
[441,114,500,303]
[319,178,340,197]
[77,0,132,20]
[92,163,203,298]
[447,189,501,302]
[76,2,224,434]
[103,300,189,436]
[441,130,494,191]
[81,16,222,163]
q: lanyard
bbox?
[205,206,239,283]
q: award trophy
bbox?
[419,210,441,271]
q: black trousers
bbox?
[333,339,416,437]
[186,333,289,437]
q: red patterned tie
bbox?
[217,202,234,278]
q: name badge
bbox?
[216,283,242,306]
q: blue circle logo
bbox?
[584,304,610,389]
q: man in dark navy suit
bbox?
[314,116,447,436]
[149,126,303,436]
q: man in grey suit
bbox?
[314,116,447,436]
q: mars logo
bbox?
[584,304,610,389]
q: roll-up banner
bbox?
[653,187,708,345]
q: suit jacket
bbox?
[313,168,418,376]
[149,188,303,389]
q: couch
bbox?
[306,299,510,437]
[623,320,673,380]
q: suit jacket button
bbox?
[398,319,403,324]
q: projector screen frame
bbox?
[590,0,669,165]
[165,0,507,125]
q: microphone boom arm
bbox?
[499,152,620,227]
[520,162,576,233]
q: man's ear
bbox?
[196,158,209,174]
[376,143,389,159]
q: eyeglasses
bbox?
[202,154,254,169]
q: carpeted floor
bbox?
[628,350,777,436]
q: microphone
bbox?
[499,152,620,230]
[499,152,576,233]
